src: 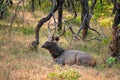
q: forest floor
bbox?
[0,11,120,80]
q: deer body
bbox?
[42,40,96,66]
[57,50,96,66]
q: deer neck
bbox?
[48,45,64,59]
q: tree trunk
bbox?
[31,0,35,12]
[57,2,63,31]
[111,2,120,60]
[100,0,102,4]
[38,0,41,7]
[80,0,89,39]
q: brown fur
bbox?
[42,38,96,66]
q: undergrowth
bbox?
[47,70,81,80]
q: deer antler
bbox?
[47,20,55,41]
[50,25,69,42]
[47,20,56,36]
[48,20,51,36]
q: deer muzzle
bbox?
[41,45,45,48]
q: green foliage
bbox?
[102,38,109,45]
[93,3,113,21]
[47,70,81,80]
[65,16,81,26]
[0,2,6,9]
[65,31,72,36]
[97,64,108,71]
[94,3,112,15]
[40,2,51,13]
[97,57,117,70]
[21,27,34,35]
[118,23,120,29]
[87,30,92,36]
[106,57,116,65]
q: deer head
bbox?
[41,34,59,49]
[41,34,64,59]
[42,24,67,48]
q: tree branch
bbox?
[32,0,65,48]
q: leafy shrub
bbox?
[97,64,108,71]
[102,38,109,45]
[47,70,81,80]
[106,57,116,65]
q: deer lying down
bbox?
[42,35,96,66]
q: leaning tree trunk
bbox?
[31,0,65,48]
[111,1,120,60]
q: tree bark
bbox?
[31,0,35,12]
[111,1,120,60]
[58,2,63,30]
[80,0,89,39]
[100,0,102,4]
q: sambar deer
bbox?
[42,34,96,66]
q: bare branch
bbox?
[9,0,24,34]
[85,37,102,41]
[89,27,100,36]
[48,20,51,36]
[68,24,75,35]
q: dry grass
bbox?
[0,10,120,80]
[0,27,120,80]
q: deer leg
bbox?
[77,57,90,66]
[74,54,81,65]
[54,58,65,65]
[75,59,81,66]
